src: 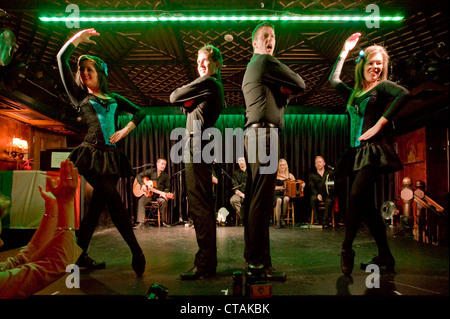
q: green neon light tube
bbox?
[39,15,404,23]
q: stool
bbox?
[145,201,161,227]
[285,202,295,226]
[310,200,335,227]
[273,200,295,226]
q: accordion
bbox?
[284,179,305,198]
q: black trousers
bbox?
[311,194,334,224]
[184,138,217,271]
[243,127,279,267]
[77,173,143,257]
[342,165,393,257]
[136,196,168,223]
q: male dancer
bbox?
[170,44,224,280]
[242,22,306,281]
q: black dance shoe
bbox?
[340,249,355,277]
[132,253,146,276]
[76,254,106,270]
[180,266,216,280]
[263,266,287,282]
[360,255,395,272]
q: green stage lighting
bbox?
[39,14,404,23]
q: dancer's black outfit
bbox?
[170,74,224,279]
[57,42,146,275]
[242,53,305,280]
[308,168,334,227]
[329,54,410,276]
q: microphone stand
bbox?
[212,161,234,182]
[133,163,154,170]
[172,168,187,225]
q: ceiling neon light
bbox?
[39,15,404,23]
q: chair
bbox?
[145,201,161,227]
[310,200,335,228]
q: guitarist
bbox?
[135,157,172,228]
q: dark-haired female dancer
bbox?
[57,28,146,276]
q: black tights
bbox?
[77,173,142,257]
[342,165,393,258]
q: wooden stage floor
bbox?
[2,223,448,312]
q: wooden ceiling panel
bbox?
[0,0,447,131]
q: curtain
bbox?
[117,111,395,224]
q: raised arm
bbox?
[0,160,81,299]
[328,32,361,95]
[57,28,100,107]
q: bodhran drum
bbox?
[325,173,335,196]
[284,179,305,198]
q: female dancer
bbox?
[329,33,410,276]
[57,28,146,276]
[274,159,295,228]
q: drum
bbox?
[284,179,305,198]
[325,173,335,196]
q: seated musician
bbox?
[274,158,295,228]
[230,156,247,224]
[308,155,334,228]
[135,157,173,228]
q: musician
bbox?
[230,156,247,223]
[134,158,172,228]
[308,156,334,228]
[274,159,295,228]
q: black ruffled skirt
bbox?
[336,142,403,177]
[69,142,133,177]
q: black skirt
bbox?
[69,142,133,177]
[336,142,403,177]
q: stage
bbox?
[3,223,438,299]
[1,223,447,315]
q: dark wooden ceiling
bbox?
[0,0,448,135]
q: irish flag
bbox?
[0,170,80,229]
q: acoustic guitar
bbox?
[133,176,174,199]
